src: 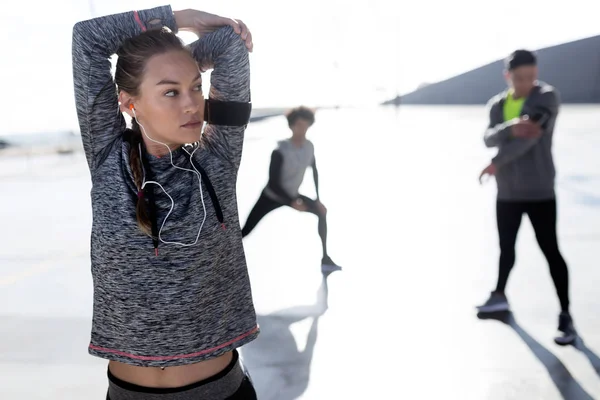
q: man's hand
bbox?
[479,163,497,184]
[174,9,253,51]
[291,199,308,212]
[511,118,541,139]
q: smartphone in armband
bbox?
[530,112,549,126]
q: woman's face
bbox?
[131,50,205,149]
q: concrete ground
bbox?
[1,105,600,399]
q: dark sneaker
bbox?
[476,292,510,313]
[554,311,577,346]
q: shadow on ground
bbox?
[574,337,600,380]
[478,311,596,400]
[241,276,329,400]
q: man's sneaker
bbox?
[321,256,342,274]
[554,311,577,346]
[476,292,510,313]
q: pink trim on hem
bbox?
[89,326,259,361]
[133,11,147,32]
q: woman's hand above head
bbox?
[174,9,253,52]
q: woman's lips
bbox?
[181,121,202,129]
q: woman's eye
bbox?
[165,90,179,97]
[194,84,203,91]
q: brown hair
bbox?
[286,106,315,127]
[115,28,189,235]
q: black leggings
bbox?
[241,192,329,259]
[495,199,570,312]
[107,378,255,400]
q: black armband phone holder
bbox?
[204,99,252,127]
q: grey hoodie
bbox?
[483,82,560,201]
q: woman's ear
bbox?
[119,92,135,117]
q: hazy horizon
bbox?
[3,0,599,134]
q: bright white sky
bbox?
[2,0,599,133]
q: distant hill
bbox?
[384,35,600,105]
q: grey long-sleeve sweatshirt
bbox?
[72,5,258,367]
[483,81,560,201]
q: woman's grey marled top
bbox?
[72,5,258,367]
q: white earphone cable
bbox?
[133,108,206,247]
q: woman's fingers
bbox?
[198,14,252,51]
[226,17,241,34]
[235,20,253,51]
[236,20,248,40]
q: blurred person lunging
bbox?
[241,107,341,274]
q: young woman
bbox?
[72,5,258,399]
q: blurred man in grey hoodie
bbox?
[477,50,576,345]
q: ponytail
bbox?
[128,118,152,236]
